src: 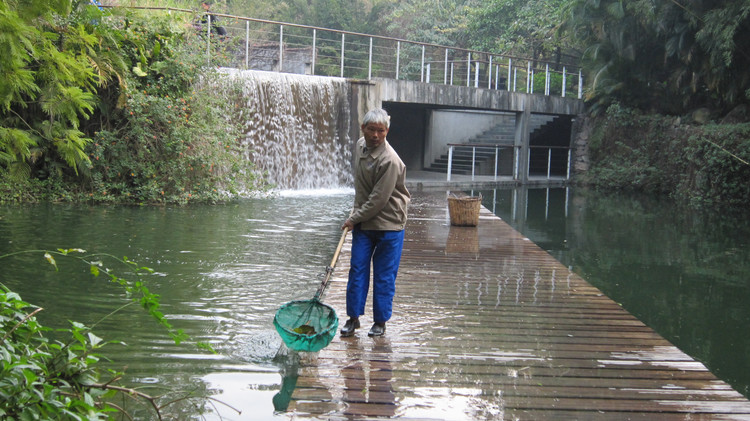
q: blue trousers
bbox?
[346,228,405,323]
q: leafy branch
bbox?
[0,249,229,420]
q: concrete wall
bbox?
[345,75,586,176]
[372,78,585,116]
[426,110,510,166]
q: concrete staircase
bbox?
[426,115,557,175]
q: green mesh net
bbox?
[273,299,338,352]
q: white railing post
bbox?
[567,148,572,179]
[474,62,479,88]
[545,64,550,95]
[526,62,531,93]
[562,66,566,98]
[312,29,316,75]
[447,146,454,181]
[495,64,499,90]
[206,15,211,64]
[467,53,471,87]
[444,49,449,85]
[245,21,249,68]
[279,25,284,72]
[488,56,493,89]
[426,63,431,83]
[450,63,454,85]
[396,41,400,80]
[368,37,373,80]
[471,147,476,180]
[514,146,519,180]
[547,148,552,179]
[507,58,512,91]
[421,45,425,82]
[494,147,499,181]
[513,67,517,92]
[530,68,534,94]
[340,33,345,77]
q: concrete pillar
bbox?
[349,80,381,144]
[515,106,531,183]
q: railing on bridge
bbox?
[446,144,571,182]
[114,6,583,99]
[446,143,517,182]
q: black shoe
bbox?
[368,323,386,337]
[340,317,360,337]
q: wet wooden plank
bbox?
[282,190,750,420]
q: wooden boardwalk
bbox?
[283,190,750,420]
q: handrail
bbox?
[104,5,579,68]
[101,5,583,98]
[446,144,520,182]
[447,143,514,148]
[446,144,572,182]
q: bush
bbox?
[0,2,269,204]
[582,104,750,207]
[0,249,219,419]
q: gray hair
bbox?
[362,108,390,129]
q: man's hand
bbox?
[342,219,354,231]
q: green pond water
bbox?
[1,187,748,419]
[477,186,750,399]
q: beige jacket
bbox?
[349,137,410,231]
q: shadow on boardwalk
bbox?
[282,190,750,420]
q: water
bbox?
[477,186,750,398]
[3,188,749,418]
[215,69,353,190]
[0,191,353,420]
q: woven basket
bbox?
[447,194,482,226]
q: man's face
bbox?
[361,122,389,148]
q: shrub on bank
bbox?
[0,2,267,205]
[582,104,750,207]
[0,249,218,419]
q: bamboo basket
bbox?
[447,194,482,226]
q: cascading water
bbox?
[216,69,353,191]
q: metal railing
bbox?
[110,6,583,99]
[446,144,519,182]
[446,144,572,182]
[528,146,572,180]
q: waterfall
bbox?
[217,69,353,191]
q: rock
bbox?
[720,104,750,124]
[691,108,712,124]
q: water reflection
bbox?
[0,192,353,420]
[477,186,750,398]
[341,336,397,417]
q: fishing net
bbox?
[274,229,348,353]
[273,298,339,352]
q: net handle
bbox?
[313,228,349,300]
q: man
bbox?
[341,108,410,337]
[197,1,227,36]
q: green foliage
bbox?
[584,104,750,207]
[83,12,266,204]
[466,0,572,60]
[0,2,268,204]
[0,0,110,179]
[0,287,114,420]
[0,248,216,419]
[563,0,750,115]
[383,0,475,47]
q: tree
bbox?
[0,0,124,179]
[381,0,477,47]
[466,0,574,64]
[563,0,750,115]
